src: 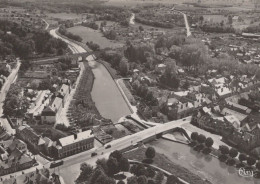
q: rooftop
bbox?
[58,130,94,147]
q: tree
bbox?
[191,132,198,141]
[226,158,236,166]
[20,60,31,71]
[135,164,147,177]
[119,157,130,172]
[146,167,156,178]
[219,145,229,155]
[205,137,214,147]
[229,148,238,158]
[228,15,233,25]
[130,164,137,175]
[127,176,138,184]
[96,158,109,174]
[147,180,156,184]
[137,175,148,184]
[118,181,125,184]
[238,153,247,162]
[154,171,164,184]
[197,134,206,144]
[139,26,144,32]
[119,58,129,76]
[110,150,123,161]
[76,163,93,183]
[107,157,119,176]
[38,79,52,90]
[166,175,179,184]
[247,157,256,166]
[256,161,260,170]
[145,147,156,159]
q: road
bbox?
[129,13,135,25]
[49,28,86,127]
[42,18,49,30]
[54,117,191,183]
[171,9,191,37]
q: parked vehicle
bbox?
[91,152,97,157]
[105,144,111,149]
[50,160,64,168]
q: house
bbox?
[216,87,232,98]
[0,149,36,176]
[155,63,166,73]
[58,84,70,106]
[53,130,94,159]
[43,137,53,155]
[168,102,194,120]
[41,106,56,124]
[224,115,241,129]
[50,97,63,114]
[17,125,45,153]
[221,107,248,122]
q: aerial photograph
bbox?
[0,0,260,183]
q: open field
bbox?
[67,26,124,49]
[124,146,210,184]
[46,12,85,20]
[203,14,227,24]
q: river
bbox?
[148,139,258,184]
[50,29,131,123]
[88,57,131,123]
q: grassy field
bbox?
[203,15,227,24]
[67,26,124,49]
[124,147,210,184]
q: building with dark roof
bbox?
[17,125,45,153]
[41,106,56,124]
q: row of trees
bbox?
[190,132,214,154]
[58,25,83,42]
[82,21,99,30]
[218,145,259,169]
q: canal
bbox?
[148,139,257,184]
[88,57,132,123]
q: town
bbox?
[0,0,260,184]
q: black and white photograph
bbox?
[0,0,259,183]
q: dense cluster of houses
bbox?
[189,74,260,155]
[0,137,36,176]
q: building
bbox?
[168,102,194,120]
[0,148,36,176]
[53,130,94,159]
[17,125,45,153]
[41,106,56,124]
[0,139,36,177]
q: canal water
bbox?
[148,139,258,184]
[88,58,132,123]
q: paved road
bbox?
[54,117,191,183]
[49,28,86,127]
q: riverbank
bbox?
[148,139,255,184]
[124,146,211,184]
[67,61,104,125]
